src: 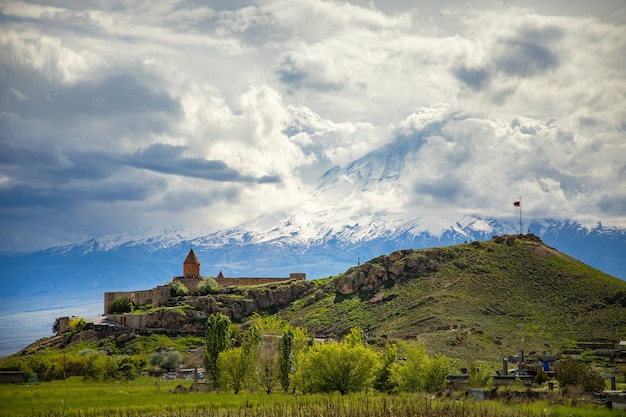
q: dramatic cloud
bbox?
[0,0,624,251]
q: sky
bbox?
[0,0,625,251]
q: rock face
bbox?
[334,249,444,295]
[334,234,545,296]
[106,280,315,330]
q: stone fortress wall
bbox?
[103,249,305,314]
[215,273,306,288]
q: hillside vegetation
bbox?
[277,235,626,360]
[7,235,626,364]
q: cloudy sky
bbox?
[0,0,625,251]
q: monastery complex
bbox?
[103,249,306,315]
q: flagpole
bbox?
[519,196,522,234]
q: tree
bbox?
[290,327,314,394]
[300,329,379,395]
[197,276,218,295]
[278,328,295,393]
[390,343,451,393]
[218,348,247,394]
[217,323,263,394]
[203,313,234,390]
[374,343,398,393]
[249,314,286,394]
[467,358,492,389]
[108,297,134,314]
[555,356,605,392]
[555,356,582,388]
[241,322,263,392]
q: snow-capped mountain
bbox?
[1,212,624,305]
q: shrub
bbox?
[582,368,606,392]
[555,356,584,388]
[171,281,189,296]
[69,317,87,331]
[197,276,219,295]
[555,356,605,392]
[534,368,551,385]
[150,350,183,371]
[108,297,134,314]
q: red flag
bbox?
[513,201,520,207]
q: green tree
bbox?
[218,347,248,394]
[290,327,314,394]
[203,313,234,390]
[422,355,449,393]
[249,314,287,394]
[467,358,492,389]
[344,327,366,347]
[278,328,295,393]
[107,297,134,314]
[197,276,218,295]
[555,356,585,389]
[390,343,451,393]
[215,322,264,395]
[241,322,263,392]
[300,330,379,395]
[374,343,398,393]
[555,356,605,392]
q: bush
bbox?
[467,359,492,389]
[108,297,134,314]
[197,276,219,295]
[582,368,606,392]
[69,317,87,331]
[171,281,189,296]
[150,350,183,371]
[555,356,606,392]
[534,368,551,385]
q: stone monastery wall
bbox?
[103,249,307,315]
[104,285,171,315]
[216,273,305,288]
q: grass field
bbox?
[1,377,625,417]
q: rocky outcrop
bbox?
[335,235,544,296]
[106,280,316,329]
[334,249,446,295]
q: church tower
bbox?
[183,248,200,278]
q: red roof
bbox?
[183,249,200,265]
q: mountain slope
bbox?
[0,215,624,307]
[10,234,625,364]
[277,235,626,360]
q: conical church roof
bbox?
[183,248,200,265]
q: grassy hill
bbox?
[277,235,626,360]
[6,234,626,364]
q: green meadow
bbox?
[1,377,624,417]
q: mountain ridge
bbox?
[0,214,624,306]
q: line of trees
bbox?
[203,313,454,395]
[4,311,612,395]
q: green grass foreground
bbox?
[1,377,624,417]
